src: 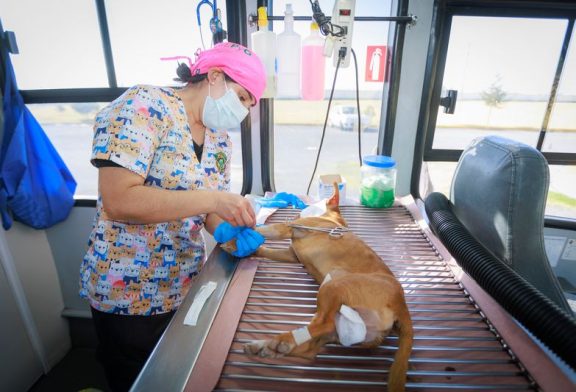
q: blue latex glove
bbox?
[233,228,265,257]
[257,192,307,209]
[214,221,244,243]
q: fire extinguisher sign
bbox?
[365,46,387,82]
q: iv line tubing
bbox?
[306,52,344,196]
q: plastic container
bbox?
[360,155,397,208]
[301,22,325,100]
[251,6,277,98]
[277,4,301,98]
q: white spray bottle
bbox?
[251,6,277,98]
[276,4,301,98]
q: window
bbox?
[27,103,244,197]
[27,103,104,198]
[433,16,566,150]
[105,0,227,87]
[271,0,389,201]
[2,0,244,197]
[545,26,576,154]
[0,0,108,89]
[423,9,576,220]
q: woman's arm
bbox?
[205,213,224,235]
[99,167,255,226]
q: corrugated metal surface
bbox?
[214,206,536,391]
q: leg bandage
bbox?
[291,326,312,345]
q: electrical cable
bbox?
[308,0,346,37]
[305,49,345,196]
[351,48,362,166]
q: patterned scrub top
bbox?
[79,85,232,315]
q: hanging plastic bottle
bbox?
[301,22,325,100]
[251,6,277,98]
[276,4,301,98]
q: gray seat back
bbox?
[450,135,570,312]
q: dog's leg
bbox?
[244,280,341,359]
[253,246,299,263]
[254,223,293,240]
[229,222,299,262]
[220,223,294,257]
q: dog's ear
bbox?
[327,182,340,210]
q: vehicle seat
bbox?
[449,135,571,313]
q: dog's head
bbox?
[292,182,347,229]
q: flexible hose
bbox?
[425,192,576,370]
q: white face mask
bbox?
[202,80,249,129]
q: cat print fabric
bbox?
[80,85,231,315]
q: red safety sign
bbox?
[365,45,387,82]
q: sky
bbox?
[444,16,576,97]
[0,0,574,97]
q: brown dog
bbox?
[221,185,413,392]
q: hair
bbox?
[174,63,234,84]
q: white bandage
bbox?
[291,326,312,345]
[300,199,327,218]
[321,273,332,286]
[256,207,278,225]
[244,194,278,225]
[335,304,367,346]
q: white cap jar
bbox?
[360,155,397,208]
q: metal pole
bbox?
[249,15,417,24]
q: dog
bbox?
[221,184,413,392]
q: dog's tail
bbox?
[388,308,413,392]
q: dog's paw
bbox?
[220,239,237,255]
[243,338,294,358]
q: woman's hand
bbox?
[214,192,256,227]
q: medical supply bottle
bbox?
[301,22,325,100]
[276,4,301,98]
[251,6,277,98]
[360,155,397,208]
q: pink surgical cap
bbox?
[163,42,266,104]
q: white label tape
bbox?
[183,281,217,326]
[291,326,312,345]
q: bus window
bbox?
[2,0,246,198]
[27,103,104,198]
[544,26,576,154]
[105,0,227,87]
[423,13,576,220]
[272,0,389,200]
[26,103,244,198]
[433,17,566,150]
[0,0,108,89]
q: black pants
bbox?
[91,307,175,392]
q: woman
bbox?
[79,42,266,391]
